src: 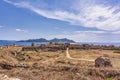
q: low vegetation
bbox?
[0,45,119,80]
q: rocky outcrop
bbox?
[0,60,15,70]
[95,56,113,67]
[0,60,30,70]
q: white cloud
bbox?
[3,0,120,31]
[54,30,120,42]
[112,31,120,34]
[55,32,103,42]
[74,30,106,34]
[15,29,27,32]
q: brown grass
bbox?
[0,46,120,80]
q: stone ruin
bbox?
[95,56,113,67]
[31,43,35,47]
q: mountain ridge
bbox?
[18,38,75,43]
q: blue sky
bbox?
[0,0,120,42]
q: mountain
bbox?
[49,38,75,43]
[18,38,75,43]
[18,38,48,42]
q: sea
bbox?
[0,41,120,47]
[0,41,49,46]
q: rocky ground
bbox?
[0,45,119,80]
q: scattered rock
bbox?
[0,74,21,80]
[10,51,30,61]
[16,63,30,68]
[95,56,113,67]
[0,60,30,70]
[0,60,14,70]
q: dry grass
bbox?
[0,46,120,80]
[69,49,120,68]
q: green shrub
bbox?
[107,77,113,80]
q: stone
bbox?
[0,74,21,80]
[31,43,35,47]
[95,56,113,67]
[0,61,14,70]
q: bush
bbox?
[107,77,113,80]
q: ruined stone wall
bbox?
[22,44,120,51]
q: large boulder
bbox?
[95,56,112,67]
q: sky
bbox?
[0,0,120,42]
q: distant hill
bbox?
[49,38,75,43]
[18,38,48,42]
[18,38,75,43]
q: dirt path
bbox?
[66,48,95,62]
[42,57,59,64]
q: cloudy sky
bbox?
[0,0,120,42]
